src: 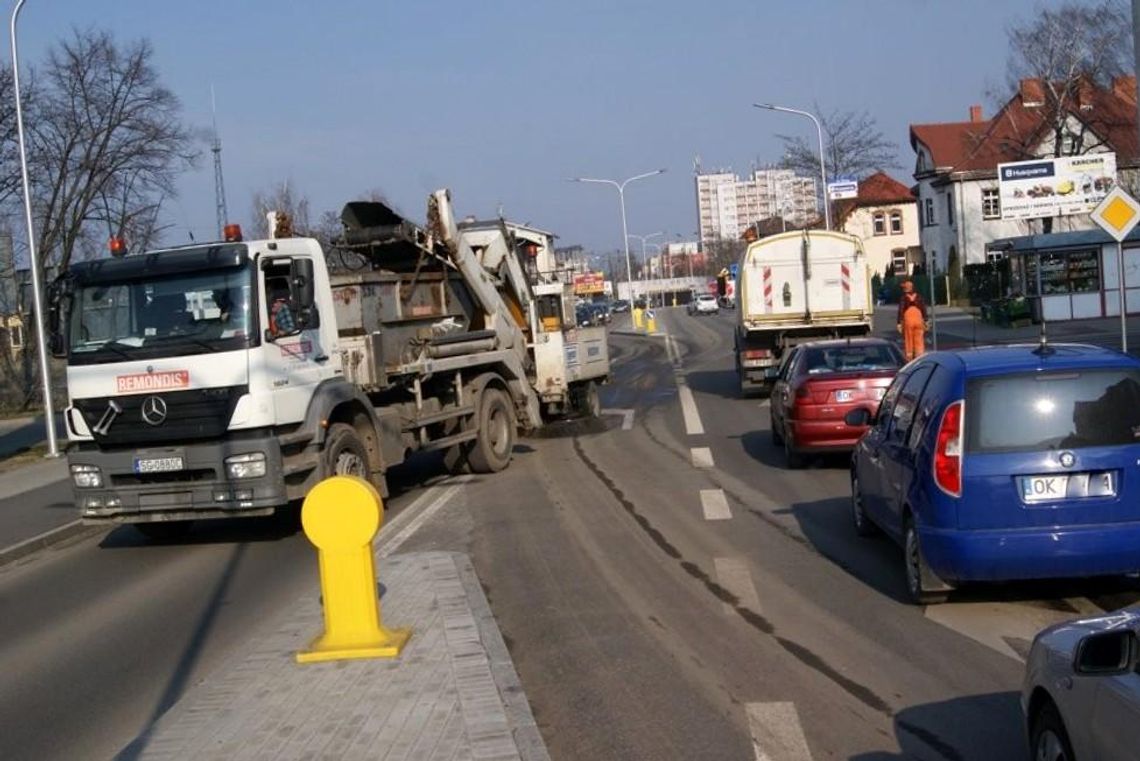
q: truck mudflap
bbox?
[69,431,288,524]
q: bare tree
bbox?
[25,29,198,271]
[777,106,901,181]
[1000,0,1133,233]
[250,180,312,239]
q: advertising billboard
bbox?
[572,272,606,295]
[998,152,1117,220]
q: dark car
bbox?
[612,299,631,313]
[848,343,1140,605]
[770,338,904,468]
[575,304,596,327]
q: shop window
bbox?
[1038,250,1099,295]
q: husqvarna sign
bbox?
[998,152,1117,220]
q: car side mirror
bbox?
[844,408,874,427]
[1075,629,1135,675]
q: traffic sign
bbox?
[827,180,858,200]
[729,262,739,279]
[1091,187,1140,242]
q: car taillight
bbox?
[934,400,964,497]
[743,349,771,360]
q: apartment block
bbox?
[695,168,818,242]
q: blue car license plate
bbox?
[1020,472,1115,503]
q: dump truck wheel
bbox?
[468,389,515,473]
[323,423,371,480]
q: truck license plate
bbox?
[134,456,184,474]
[1020,472,1115,503]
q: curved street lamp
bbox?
[753,103,831,231]
[569,169,666,300]
[11,0,59,456]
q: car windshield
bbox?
[801,344,903,374]
[966,368,1140,453]
[69,264,255,365]
[698,295,715,302]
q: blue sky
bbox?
[15,0,1064,254]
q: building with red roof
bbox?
[834,171,921,278]
[909,76,1138,272]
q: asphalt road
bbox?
[2,308,1137,760]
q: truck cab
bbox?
[57,233,342,531]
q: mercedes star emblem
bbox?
[140,396,168,426]
[1059,451,1076,469]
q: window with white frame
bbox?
[889,210,902,234]
[982,188,1001,219]
[924,198,935,226]
[892,250,908,275]
[872,212,886,236]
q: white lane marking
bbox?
[601,408,636,430]
[665,332,681,367]
[700,489,732,521]
[376,481,464,558]
[691,447,714,469]
[747,702,814,761]
[678,384,705,435]
[925,599,1099,663]
[714,557,761,616]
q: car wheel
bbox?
[851,474,877,537]
[770,409,783,445]
[467,388,516,474]
[1030,701,1075,761]
[784,428,805,469]
[904,515,949,605]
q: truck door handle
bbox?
[314,354,329,363]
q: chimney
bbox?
[969,104,983,123]
[1113,74,1137,105]
[1020,78,1044,107]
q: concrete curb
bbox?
[0,519,104,568]
[454,552,552,761]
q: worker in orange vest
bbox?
[896,279,928,361]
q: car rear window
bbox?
[966,368,1140,453]
[800,344,903,375]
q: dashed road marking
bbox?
[714,557,761,616]
[601,408,636,430]
[700,489,732,521]
[678,384,705,435]
[691,447,714,468]
[664,332,681,367]
[747,702,814,761]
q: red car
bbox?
[769,338,905,468]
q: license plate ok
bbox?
[1021,475,1068,502]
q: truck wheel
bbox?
[134,521,193,542]
[468,389,516,473]
[323,423,371,480]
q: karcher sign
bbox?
[998,152,1117,220]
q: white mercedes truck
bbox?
[50,189,608,538]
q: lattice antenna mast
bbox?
[211,85,229,238]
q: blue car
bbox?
[847,342,1140,604]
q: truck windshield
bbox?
[68,264,255,364]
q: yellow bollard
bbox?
[646,310,657,333]
[632,307,644,329]
[296,476,411,663]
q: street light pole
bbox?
[628,232,663,304]
[11,0,59,458]
[569,169,666,301]
[753,103,830,231]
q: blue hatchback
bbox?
[848,342,1140,604]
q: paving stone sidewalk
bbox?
[123,551,549,761]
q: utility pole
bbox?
[211,85,229,238]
